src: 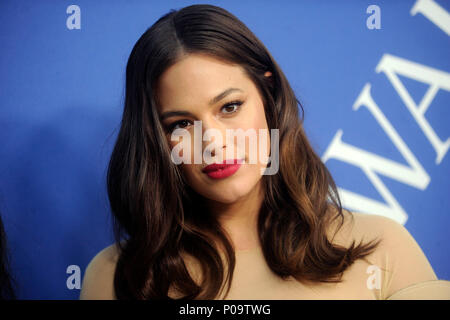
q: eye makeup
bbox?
[165,99,244,132]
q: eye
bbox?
[167,119,192,132]
[220,100,243,115]
[166,100,244,133]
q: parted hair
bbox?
[107,4,382,299]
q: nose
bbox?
[205,143,226,159]
[200,118,228,162]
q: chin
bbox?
[200,178,257,204]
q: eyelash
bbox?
[167,100,244,132]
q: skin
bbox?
[156,53,272,251]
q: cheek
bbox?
[179,163,200,189]
[168,133,196,163]
[254,103,270,160]
[240,101,270,163]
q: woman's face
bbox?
[156,53,271,204]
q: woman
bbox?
[80,4,449,300]
[0,213,16,300]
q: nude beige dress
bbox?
[210,211,450,300]
[80,210,450,300]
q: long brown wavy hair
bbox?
[107,4,382,299]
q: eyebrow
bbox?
[159,87,243,122]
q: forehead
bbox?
[156,53,251,110]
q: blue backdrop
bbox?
[0,0,448,299]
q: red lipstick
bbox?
[202,159,244,179]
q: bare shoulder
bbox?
[79,243,120,300]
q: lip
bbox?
[202,158,244,179]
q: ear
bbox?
[264,71,272,77]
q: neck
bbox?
[204,180,264,251]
